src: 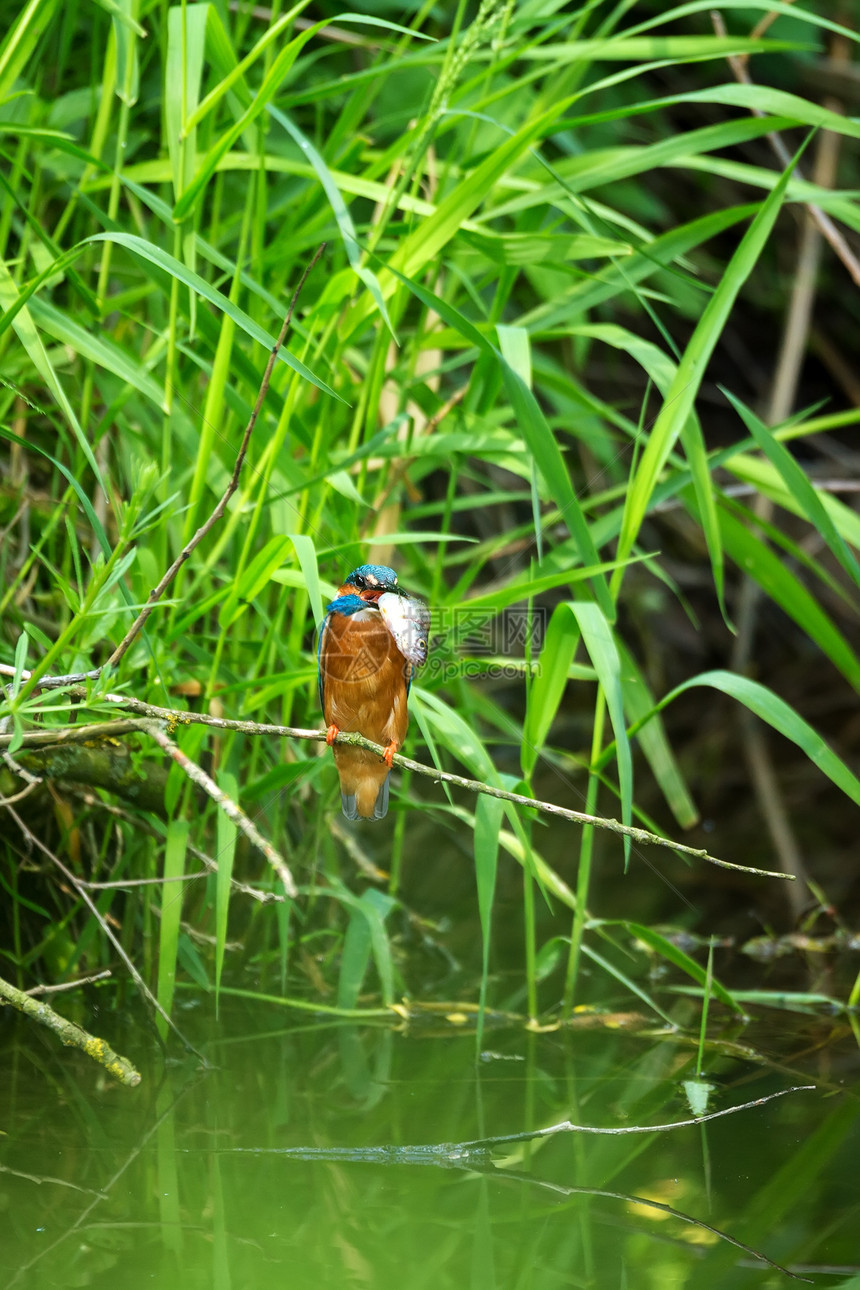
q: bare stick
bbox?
[25,970,113,995]
[142,721,297,897]
[217,1089,813,1282]
[0,778,41,807]
[0,970,141,1088]
[0,712,295,894]
[105,244,327,671]
[0,1163,106,1199]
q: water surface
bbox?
[2,1000,858,1288]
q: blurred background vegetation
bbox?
[1,0,859,1066]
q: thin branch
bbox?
[0,712,296,894]
[141,720,297,897]
[213,1085,814,1279]
[0,970,141,1088]
[485,1169,811,1283]
[711,9,860,288]
[25,970,113,995]
[0,1163,107,1199]
[2,747,42,786]
[0,695,796,880]
[66,786,284,904]
[0,778,41,806]
[3,800,207,1063]
[105,243,326,671]
[0,718,156,748]
[83,872,208,888]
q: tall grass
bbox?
[1,0,858,1045]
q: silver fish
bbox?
[378,591,431,667]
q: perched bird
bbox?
[318,564,429,821]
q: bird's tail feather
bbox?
[340,791,358,821]
[372,776,389,820]
[339,775,389,821]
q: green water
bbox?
[2,1001,858,1289]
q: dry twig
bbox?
[3,800,206,1063]
[711,9,860,288]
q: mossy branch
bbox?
[0,973,141,1088]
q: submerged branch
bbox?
[220,1085,814,1161]
[211,1086,816,1282]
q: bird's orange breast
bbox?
[320,607,410,819]
[320,608,409,747]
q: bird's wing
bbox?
[317,613,331,713]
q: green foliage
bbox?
[0,0,857,1044]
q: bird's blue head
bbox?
[342,564,399,596]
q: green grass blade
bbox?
[474,793,503,1057]
[724,452,860,555]
[0,0,60,100]
[288,534,324,628]
[171,20,325,222]
[84,232,342,399]
[723,388,860,590]
[522,602,580,778]
[28,298,167,411]
[616,640,698,829]
[616,141,804,578]
[716,506,860,690]
[219,535,293,629]
[11,629,29,698]
[0,426,111,558]
[580,940,677,1026]
[336,901,373,1012]
[0,261,105,492]
[665,671,860,806]
[165,4,207,200]
[571,601,633,867]
[600,920,743,1013]
[341,94,576,337]
[620,1,859,48]
[156,818,189,1038]
[214,771,237,1018]
[680,418,729,626]
[336,888,396,1010]
[113,0,140,106]
[269,106,396,340]
[379,260,614,616]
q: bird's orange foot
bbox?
[326,724,339,746]
[382,742,397,768]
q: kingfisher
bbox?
[318,564,429,821]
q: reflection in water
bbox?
[1,1005,859,1289]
